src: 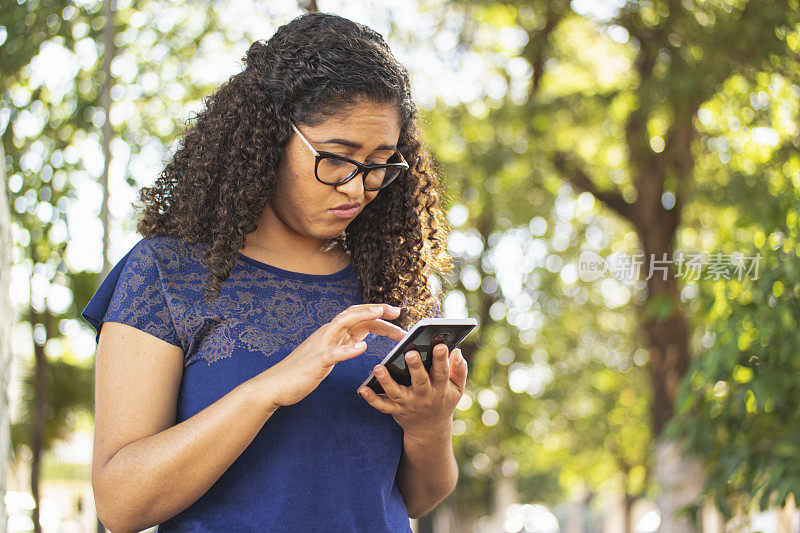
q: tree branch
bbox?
[552,151,635,223]
[519,0,571,100]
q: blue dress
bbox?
[81,235,414,532]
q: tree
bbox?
[1,1,89,530]
[668,48,800,520]
[406,8,651,528]
[1,116,13,533]
[431,0,799,529]
[422,95,652,529]
[2,0,214,528]
[2,1,257,530]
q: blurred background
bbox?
[1,0,799,532]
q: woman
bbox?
[82,12,467,532]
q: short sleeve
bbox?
[81,239,182,348]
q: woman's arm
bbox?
[358,344,468,519]
[92,322,280,533]
[93,304,405,532]
[395,422,459,519]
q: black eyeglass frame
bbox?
[290,121,409,191]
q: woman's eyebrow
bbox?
[319,137,397,152]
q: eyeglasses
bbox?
[290,121,409,191]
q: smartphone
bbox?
[357,317,478,396]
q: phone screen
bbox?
[361,321,476,395]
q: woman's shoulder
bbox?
[138,233,198,252]
[134,234,207,272]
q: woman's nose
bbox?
[335,171,366,199]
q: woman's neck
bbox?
[239,237,350,275]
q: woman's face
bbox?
[270,99,401,244]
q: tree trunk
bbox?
[491,474,518,532]
[564,487,591,533]
[652,438,705,532]
[776,493,797,533]
[99,0,116,281]
[700,500,725,533]
[0,130,13,533]
[28,306,48,533]
[623,492,635,533]
[631,120,704,529]
[633,135,691,437]
[557,149,705,530]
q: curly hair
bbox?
[134,12,452,329]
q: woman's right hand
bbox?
[258,303,407,409]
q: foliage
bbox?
[432,0,800,523]
[2,0,222,478]
[3,0,800,527]
[10,358,94,459]
[668,43,800,517]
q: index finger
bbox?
[354,318,407,342]
[331,304,401,334]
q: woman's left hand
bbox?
[358,343,468,441]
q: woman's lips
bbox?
[330,206,360,218]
